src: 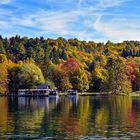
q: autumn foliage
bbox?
[0,36,140,93]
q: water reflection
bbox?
[0,96,140,139]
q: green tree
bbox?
[60,77,72,91]
[104,57,132,94]
[0,40,6,54]
[17,62,45,89]
[70,68,90,91]
[0,54,7,63]
[8,63,22,92]
[16,43,26,60]
[42,60,56,80]
[27,47,36,60]
[35,46,45,64]
[92,66,108,91]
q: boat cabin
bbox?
[49,90,58,96]
[18,84,51,97]
[67,89,77,96]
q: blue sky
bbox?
[0,0,140,42]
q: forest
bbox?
[0,35,140,94]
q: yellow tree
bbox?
[105,57,132,94]
[0,64,8,93]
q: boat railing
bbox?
[18,89,51,95]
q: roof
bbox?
[36,84,50,89]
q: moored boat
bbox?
[49,90,59,98]
[18,84,51,97]
[67,89,78,97]
[18,89,50,97]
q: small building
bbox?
[18,84,51,97]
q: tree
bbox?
[52,65,72,91]
[104,57,132,94]
[0,40,5,54]
[70,68,90,91]
[8,62,22,92]
[135,69,140,91]
[92,66,108,91]
[17,62,45,89]
[61,57,80,74]
[42,60,56,80]
[0,35,140,93]
[0,54,7,63]
[125,59,137,90]
[27,47,36,60]
[0,64,8,93]
[132,58,140,90]
[16,43,26,60]
[35,46,45,64]
[60,77,72,91]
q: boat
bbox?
[18,89,51,97]
[18,84,51,97]
[67,89,78,97]
[49,90,59,98]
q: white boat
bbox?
[67,89,78,97]
[49,90,59,98]
[18,84,52,97]
[18,89,50,97]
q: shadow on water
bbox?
[0,95,140,139]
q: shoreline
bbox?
[0,92,140,97]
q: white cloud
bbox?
[0,21,9,27]
[0,0,12,4]
[76,0,132,10]
[97,0,132,8]
[14,10,85,35]
[78,0,83,7]
[93,16,140,42]
[0,8,87,35]
[35,11,77,33]
[0,0,138,42]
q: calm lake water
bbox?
[0,96,140,139]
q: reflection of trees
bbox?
[5,97,58,136]
[0,97,15,133]
[39,96,91,138]
[108,96,133,126]
[0,97,9,132]
[39,97,72,138]
[97,96,136,136]
[95,107,108,128]
[89,96,134,136]
[0,96,138,138]
[77,96,91,135]
[131,97,140,129]
[16,97,61,132]
[89,97,109,136]
[8,97,48,134]
[106,96,135,135]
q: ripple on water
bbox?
[120,136,131,140]
[35,136,54,140]
[3,133,39,139]
[79,135,108,140]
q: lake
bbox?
[0,96,140,139]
